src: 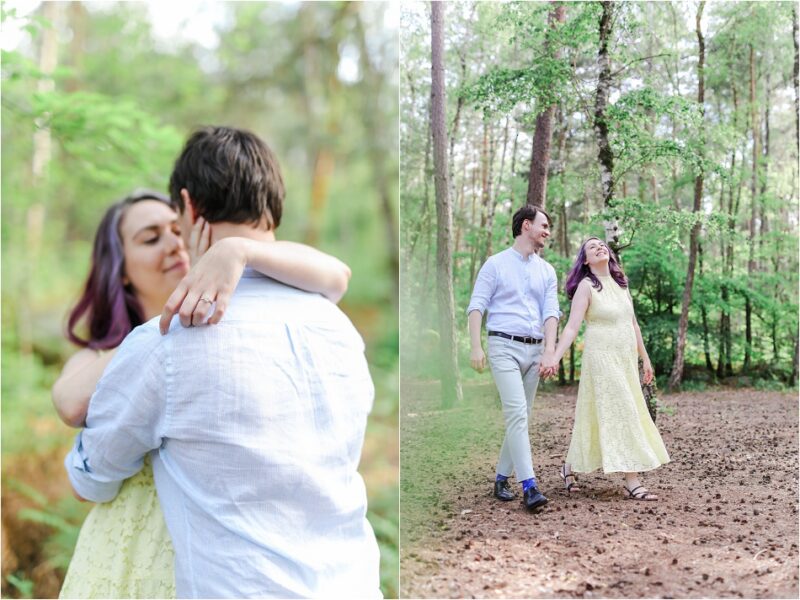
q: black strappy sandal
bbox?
[559,464,580,493]
[623,484,658,501]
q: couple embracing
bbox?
[468,205,670,511]
[59,127,381,598]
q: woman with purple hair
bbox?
[53,190,351,598]
[541,237,669,501]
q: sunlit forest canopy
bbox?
[401,1,799,389]
[1,2,398,597]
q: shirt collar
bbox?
[509,246,536,262]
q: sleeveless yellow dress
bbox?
[566,275,670,473]
[60,457,175,599]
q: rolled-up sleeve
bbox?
[65,326,167,503]
[467,259,497,316]
[542,266,562,323]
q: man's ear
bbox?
[180,189,197,223]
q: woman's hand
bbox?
[159,234,247,333]
[187,216,212,265]
[642,357,654,385]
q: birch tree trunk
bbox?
[593,1,621,249]
[20,1,61,355]
[431,1,462,408]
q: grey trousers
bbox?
[487,335,544,482]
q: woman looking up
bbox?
[541,237,670,501]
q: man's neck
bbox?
[210,222,276,245]
[511,237,537,259]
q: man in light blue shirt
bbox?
[467,204,560,511]
[65,127,381,598]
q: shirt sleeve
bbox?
[64,324,168,503]
[467,258,497,316]
[542,264,562,323]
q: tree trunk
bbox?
[698,243,713,373]
[430,1,462,408]
[65,2,87,93]
[526,2,566,209]
[724,82,742,377]
[758,73,770,270]
[668,1,705,391]
[594,1,620,249]
[408,101,433,262]
[354,11,399,304]
[744,44,759,373]
[793,6,799,155]
[477,116,491,264]
[505,128,520,248]
[485,116,510,261]
[468,156,479,284]
[20,1,61,355]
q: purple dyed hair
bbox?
[564,237,628,299]
[66,190,176,350]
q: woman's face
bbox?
[119,200,190,318]
[582,238,610,267]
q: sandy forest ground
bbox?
[400,382,798,599]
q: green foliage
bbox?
[5,573,35,599]
[367,486,399,599]
[6,475,88,573]
[607,88,705,177]
[462,2,598,116]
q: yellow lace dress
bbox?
[566,275,670,473]
[60,457,175,599]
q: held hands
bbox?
[539,350,559,379]
[470,347,486,373]
[159,218,246,334]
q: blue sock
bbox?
[520,477,537,492]
[495,474,509,482]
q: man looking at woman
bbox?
[467,204,560,511]
[468,207,669,509]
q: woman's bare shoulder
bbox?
[59,348,103,375]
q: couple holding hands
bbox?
[468,205,670,511]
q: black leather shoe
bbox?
[493,479,515,501]
[522,486,548,510]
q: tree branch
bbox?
[610,52,673,78]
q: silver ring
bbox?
[198,295,213,304]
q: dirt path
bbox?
[400,383,798,598]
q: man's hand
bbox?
[539,351,558,379]
[470,347,487,373]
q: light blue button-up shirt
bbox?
[467,247,561,338]
[65,270,381,599]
